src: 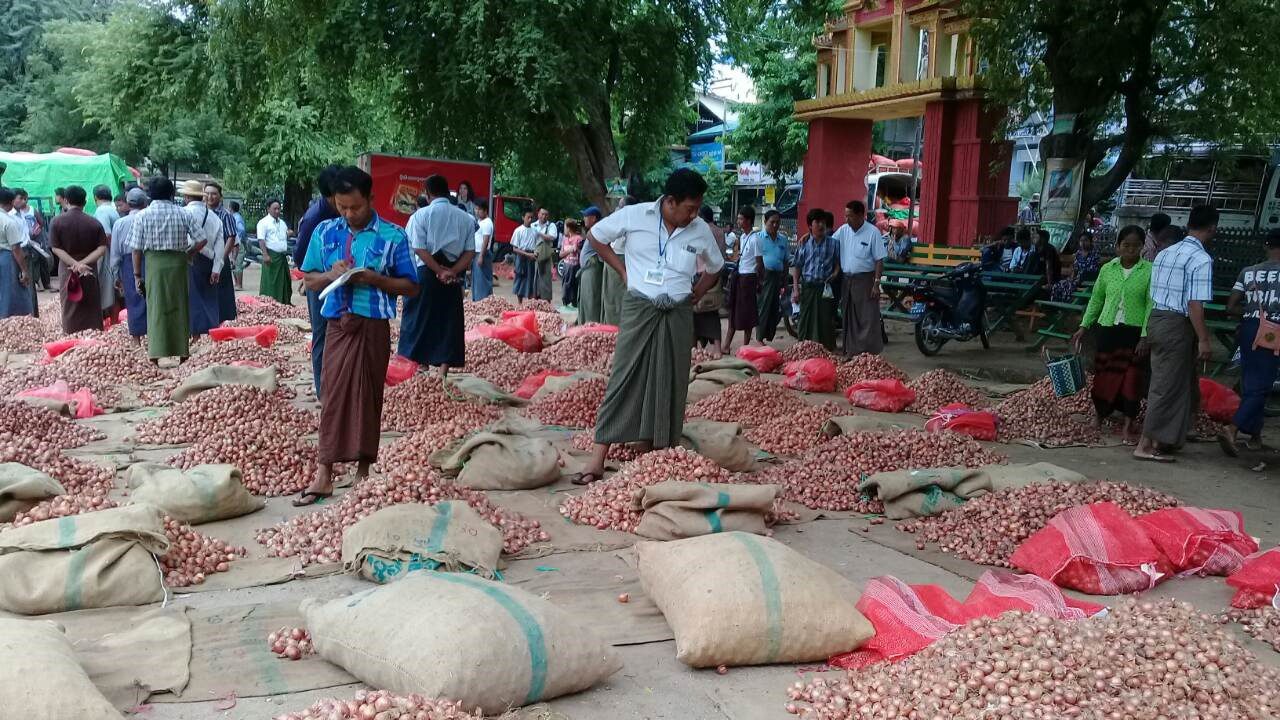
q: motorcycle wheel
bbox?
[914,310,947,356]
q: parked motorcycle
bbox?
[910,262,990,355]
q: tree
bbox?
[210,0,718,210]
[969,0,1280,217]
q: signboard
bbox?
[1039,156,1085,249]
[736,162,766,185]
[764,185,777,204]
[357,153,493,228]
[690,141,725,170]
[605,177,628,198]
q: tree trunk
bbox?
[557,120,621,212]
[283,177,310,230]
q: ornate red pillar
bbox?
[919,98,1018,247]
[799,118,874,229]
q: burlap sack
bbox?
[637,532,874,667]
[632,481,779,540]
[686,379,723,405]
[822,415,912,436]
[0,504,168,614]
[0,619,124,720]
[688,357,759,381]
[169,364,277,402]
[303,571,622,714]
[341,502,503,582]
[446,375,527,405]
[532,371,606,401]
[125,462,264,524]
[0,462,65,522]
[680,420,757,472]
[433,433,560,490]
[859,462,1087,519]
[15,395,76,416]
[693,368,758,387]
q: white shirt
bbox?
[475,217,494,254]
[532,220,558,256]
[832,221,886,274]
[409,197,476,266]
[588,199,724,302]
[185,201,226,274]
[257,215,290,254]
[736,230,760,275]
[512,224,539,252]
[1011,246,1029,270]
[0,211,25,252]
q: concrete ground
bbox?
[51,265,1280,718]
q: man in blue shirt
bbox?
[294,165,342,397]
[755,209,790,342]
[294,166,418,506]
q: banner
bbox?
[1040,156,1085,249]
[359,154,493,228]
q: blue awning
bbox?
[687,119,739,144]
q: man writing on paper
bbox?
[572,169,723,485]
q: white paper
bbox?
[318,268,358,300]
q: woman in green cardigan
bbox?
[1071,226,1152,444]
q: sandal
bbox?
[571,471,603,486]
[1133,451,1175,463]
[292,490,333,507]
[1218,433,1239,458]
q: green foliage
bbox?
[697,157,735,214]
[1015,167,1043,201]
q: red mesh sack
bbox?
[782,358,837,393]
[41,338,99,361]
[1010,502,1170,595]
[923,403,998,441]
[500,310,541,335]
[210,324,279,347]
[735,345,783,373]
[1136,507,1257,576]
[384,355,419,386]
[514,370,570,399]
[15,380,103,419]
[845,379,916,413]
[466,323,543,352]
[565,323,619,337]
[962,570,1105,620]
[1226,548,1280,609]
[1198,378,1240,424]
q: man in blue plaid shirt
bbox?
[1134,204,1218,462]
[791,208,840,350]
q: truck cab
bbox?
[1115,150,1280,232]
[489,195,534,263]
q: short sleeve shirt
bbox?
[588,200,724,301]
[0,212,25,252]
[1233,260,1280,321]
[1150,236,1213,315]
[300,213,418,320]
[757,232,789,272]
[409,197,477,266]
[474,217,494,253]
[50,209,109,261]
[736,231,760,275]
[94,205,119,236]
[832,221,886,274]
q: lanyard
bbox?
[655,196,671,265]
[344,232,357,265]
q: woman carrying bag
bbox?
[1070,226,1153,444]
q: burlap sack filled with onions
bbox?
[431,431,561,490]
[341,502,503,583]
[637,532,874,667]
[0,504,168,614]
[632,481,779,540]
[303,572,622,714]
[859,463,1087,519]
[169,364,277,402]
[0,619,125,719]
[680,420,757,472]
[0,463,65,522]
[125,462,264,524]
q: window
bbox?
[874,45,887,87]
[817,62,830,97]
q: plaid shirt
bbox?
[126,200,200,253]
[301,212,418,320]
[1149,236,1213,315]
[794,234,839,282]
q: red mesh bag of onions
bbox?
[385,355,418,386]
[1010,501,1172,595]
[465,323,542,352]
[1226,547,1280,609]
[1136,507,1258,576]
[735,345,783,373]
[209,324,278,347]
[923,403,998,441]
[514,369,570,399]
[844,379,915,413]
[782,358,837,393]
[1198,377,1241,424]
[499,310,540,335]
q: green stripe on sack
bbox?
[63,545,89,611]
[429,572,548,704]
[57,515,77,547]
[731,534,783,662]
[703,490,731,533]
[425,502,454,554]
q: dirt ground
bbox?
[20,266,1280,719]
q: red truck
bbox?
[357,153,532,251]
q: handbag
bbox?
[534,238,555,263]
[1253,315,1280,356]
[1043,347,1085,397]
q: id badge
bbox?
[644,268,665,285]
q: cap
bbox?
[177,179,206,198]
[581,205,603,219]
[126,188,148,208]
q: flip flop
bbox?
[292,490,333,507]
[571,471,603,486]
[1218,434,1239,458]
[1133,451,1175,463]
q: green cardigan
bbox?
[1081,257,1154,334]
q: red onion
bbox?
[686,377,807,427]
[0,400,104,448]
[136,385,315,445]
[906,369,990,415]
[267,626,315,660]
[835,353,909,391]
[744,402,844,456]
[160,514,244,587]
[275,689,481,720]
[526,378,607,428]
[780,340,834,364]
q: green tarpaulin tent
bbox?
[0,151,135,207]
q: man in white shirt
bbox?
[831,199,887,356]
[471,199,495,301]
[574,169,723,486]
[724,206,763,352]
[399,174,477,376]
[532,207,558,301]
[0,188,33,320]
[510,209,540,302]
[93,185,121,318]
[256,199,293,305]
[178,179,226,338]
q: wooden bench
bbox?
[906,245,982,267]
[879,265,1043,337]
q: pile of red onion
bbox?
[786,599,1280,719]
[535,311,567,336]
[459,337,519,372]
[160,514,244,587]
[569,431,645,461]
[835,353,909,390]
[235,296,308,320]
[518,298,556,313]
[374,417,505,475]
[268,627,314,661]
[220,317,306,345]
[690,346,721,365]
[471,353,556,392]
[897,480,1180,566]
[1218,607,1280,654]
[174,339,297,380]
[907,369,990,415]
[12,494,118,526]
[381,374,502,432]
[996,383,1101,446]
[255,470,547,563]
[0,315,57,352]
[686,377,807,427]
[526,377,607,428]
[0,433,115,496]
[275,690,481,720]
[56,341,170,387]
[136,385,315,445]
[0,400,104,448]
[466,295,515,317]
[780,340,834,364]
[168,435,323,496]
[539,333,617,373]
[744,401,844,456]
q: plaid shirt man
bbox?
[301,212,417,320]
[126,199,200,252]
[1149,236,1213,315]
[794,234,839,283]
